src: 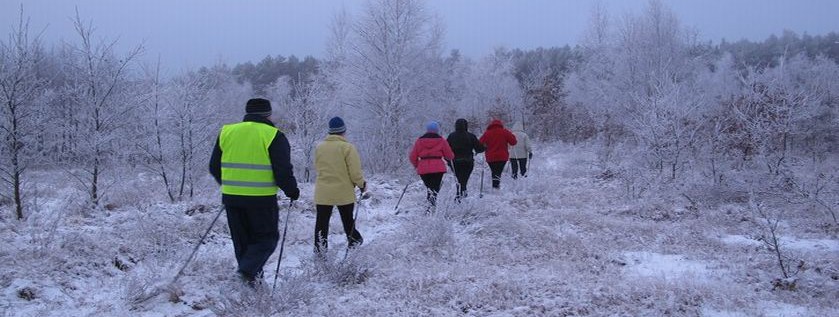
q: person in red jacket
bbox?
[479,119,517,189]
[409,121,455,211]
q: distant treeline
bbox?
[229,31,839,94]
[231,54,319,95]
[718,31,839,68]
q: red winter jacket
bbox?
[479,119,517,162]
[409,133,455,175]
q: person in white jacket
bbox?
[508,122,533,179]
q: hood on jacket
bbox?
[455,118,468,132]
[512,122,524,132]
[487,119,504,130]
[416,133,446,152]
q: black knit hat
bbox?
[245,98,272,116]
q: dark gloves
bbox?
[529,152,533,159]
[359,182,372,200]
[285,187,300,201]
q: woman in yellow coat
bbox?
[313,117,366,254]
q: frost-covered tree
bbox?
[580,1,610,48]
[56,12,143,208]
[330,0,444,173]
[137,66,214,202]
[694,53,741,184]
[138,63,250,202]
[462,48,524,130]
[199,63,253,124]
[136,61,178,202]
[0,9,48,219]
[567,5,624,147]
[779,55,839,163]
[269,75,333,182]
[438,50,471,124]
[569,0,709,179]
[518,60,590,142]
[167,70,219,199]
[729,55,824,175]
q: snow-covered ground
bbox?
[2,144,837,316]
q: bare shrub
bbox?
[212,287,279,317]
[123,275,161,306]
[399,214,456,258]
[212,273,314,317]
[749,193,801,286]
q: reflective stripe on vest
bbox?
[219,122,279,196]
[221,162,273,170]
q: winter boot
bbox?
[348,229,364,249]
[239,271,264,289]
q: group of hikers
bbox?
[209,98,533,286]
[409,118,532,208]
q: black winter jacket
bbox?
[446,119,486,162]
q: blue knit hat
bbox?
[425,121,439,134]
[329,117,346,134]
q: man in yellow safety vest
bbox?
[209,98,299,285]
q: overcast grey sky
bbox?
[1,0,837,72]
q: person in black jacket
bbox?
[209,98,299,285]
[446,118,486,201]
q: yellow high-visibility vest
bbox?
[219,122,279,196]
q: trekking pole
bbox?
[525,154,532,177]
[393,182,410,215]
[344,191,365,260]
[352,190,366,238]
[134,205,224,304]
[353,192,369,221]
[479,168,485,198]
[272,200,294,292]
[175,205,224,280]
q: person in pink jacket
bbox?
[409,121,455,211]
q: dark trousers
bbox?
[420,172,444,207]
[510,158,528,179]
[225,204,279,279]
[488,161,506,188]
[314,204,362,253]
[452,160,474,199]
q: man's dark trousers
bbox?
[226,202,279,279]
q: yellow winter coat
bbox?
[314,135,365,205]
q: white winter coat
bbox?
[509,122,532,159]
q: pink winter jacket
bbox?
[409,133,455,175]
